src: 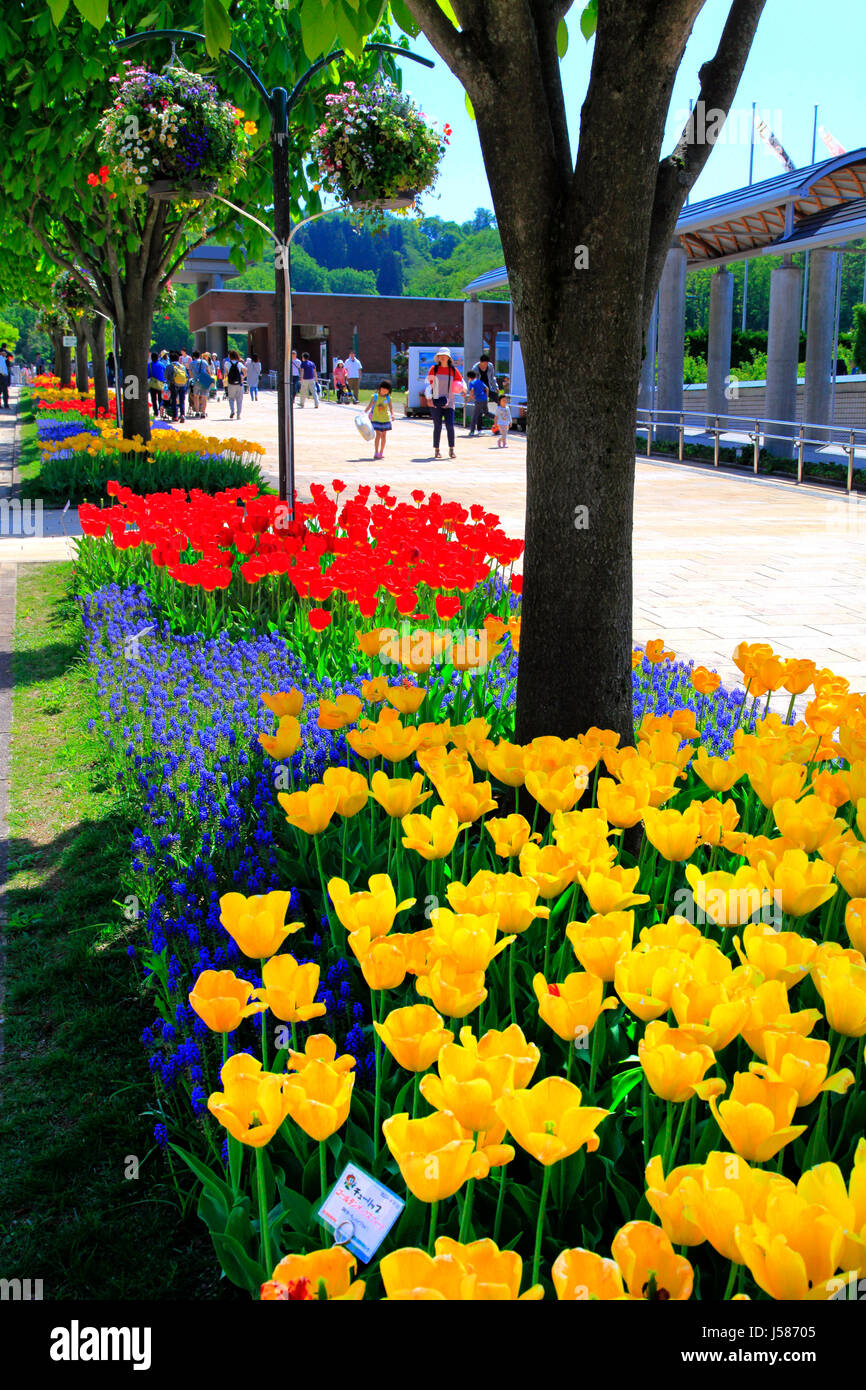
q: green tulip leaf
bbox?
[169,1142,233,1209]
[210,1232,267,1294]
[197,1185,229,1236]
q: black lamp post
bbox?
[115,30,433,517]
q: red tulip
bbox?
[435,595,461,621]
[308,609,332,632]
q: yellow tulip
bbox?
[260,953,326,1023]
[740,979,822,1059]
[263,1246,364,1301]
[579,865,650,915]
[428,908,512,973]
[644,1157,707,1246]
[365,711,420,763]
[261,683,304,717]
[566,912,634,981]
[615,946,691,1022]
[691,749,743,793]
[757,848,837,919]
[357,627,389,660]
[675,1151,794,1263]
[596,775,653,828]
[474,1023,541,1088]
[746,756,808,809]
[370,770,431,818]
[402,805,467,860]
[750,1030,854,1107]
[772,795,847,852]
[348,928,411,990]
[328,873,415,938]
[696,798,748,853]
[669,976,750,1051]
[733,921,817,987]
[485,740,527,788]
[433,1237,544,1300]
[524,766,585,815]
[278,784,339,835]
[207,1070,286,1147]
[518,843,578,898]
[188,969,265,1033]
[697,1072,806,1162]
[813,957,866,1036]
[322,766,369,817]
[533,971,617,1043]
[438,778,499,823]
[797,1141,866,1272]
[286,1033,356,1074]
[834,842,866,898]
[385,682,427,716]
[611,1220,694,1300]
[845,898,866,954]
[360,676,390,703]
[258,714,301,760]
[551,1247,625,1300]
[282,1059,354,1141]
[485,813,537,856]
[735,1188,845,1300]
[642,805,703,862]
[378,1248,467,1300]
[449,871,549,934]
[382,1111,489,1201]
[374,1004,453,1072]
[218,890,302,959]
[496,1076,608,1166]
[317,694,363,730]
[416,956,488,1018]
[419,1030,516,1133]
[684,862,770,927]
[639,1021,716,1102]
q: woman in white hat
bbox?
[425,348,466,459]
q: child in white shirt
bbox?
[494,396,512,447]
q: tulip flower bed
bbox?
[74,481,525,656]
[75,527,866,1302]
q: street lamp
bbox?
[115,30,434,518]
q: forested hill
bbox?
[230,207,509,300]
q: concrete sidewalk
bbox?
[6,385,865,688]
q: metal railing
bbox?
[636,407,865,493]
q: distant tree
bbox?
[430,231,460,259]
[471,207,497,231]
[329,266,377,295]
[852,304,866,373]
[377,251,404,296]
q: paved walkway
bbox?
[5,387,864,688]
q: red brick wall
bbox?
[189,291,510,375]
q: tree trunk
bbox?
[88,316,109,418]
[74,321,89,394]
[119,307,156,442]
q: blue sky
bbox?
[393,0,862,225]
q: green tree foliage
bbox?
[852,303,866,372]
[377,249,404,295]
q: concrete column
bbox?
[803,248,838,441]
[765,257,803,456]
[196,279,212,299]
[206,325,228,359]
[656,245,687,442]
[463,294,483,375]
[193,329,207,352]
[637,297,658,413]
[706,268,734,424]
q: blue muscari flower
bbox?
[154,1123,169,1148]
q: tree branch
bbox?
[403,0,480,87]
[643,0,767,328]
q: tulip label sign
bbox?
[318,1164,404,1262]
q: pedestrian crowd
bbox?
[143,347,262,423]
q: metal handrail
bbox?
[635,406,863,492]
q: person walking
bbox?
[471,353,500,405]
[245,352,261,401]
[193,351,215,418]
[291,349,301,405]
[298,352,319,408]
[106,351,116,388]
[425,348,465,459]
[344,350,362,403]
[0,345,10,409]
[167,350,189,422]
[225,350,246,419]
[493,394,513,448]
[332,358,348,403]
[366,379,395,459]
[465,369,489,436]
[146,350,166,418]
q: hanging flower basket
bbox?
[97,63,256,203]
[311,80,450,215]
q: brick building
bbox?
[187,288,509,381]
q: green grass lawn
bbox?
[14,414,39,495]
[0,563,233,1299]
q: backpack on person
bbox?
[228,360,242,386]
[172,361,188,387]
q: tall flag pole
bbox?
[742,101,757,331]
[802,105,819,333]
